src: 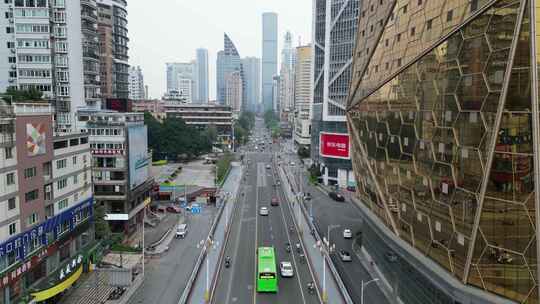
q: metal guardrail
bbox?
[282,166,354,304]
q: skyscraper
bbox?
[294,45,312,148]
[225,71,243,116]
[166,62,196,102]
[216,34,244,108]
[347,0,540,303]
[196,48,209,103]
[262,12,278,112]
[311,0,358,187]
[241,57,261,112]
[279,31,296,122]
[129,66,145,100]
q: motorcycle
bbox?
[225,256,231,268]
[285,242,291,253]
[307,282,315,294]
[296,243,302,254]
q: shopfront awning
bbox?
[31,265,82,302]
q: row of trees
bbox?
[234,111,255,145]
[145,113,216,161]
[264,110,281,138]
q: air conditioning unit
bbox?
[10,64,16,69]
[8,79,14,83]
[10,49,15,53]
[8,18,13,23]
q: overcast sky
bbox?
[128,0,312,100]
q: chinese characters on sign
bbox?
[319,132,351,159]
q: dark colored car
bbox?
[339,250,352,262]
[329,192,345,202]
[271,197,279,206]
[346,185,356,192]
[166,206,182,213]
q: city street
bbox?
[280,141,390,304]
[213,123,319,304]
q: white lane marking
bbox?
[253,162,261,304]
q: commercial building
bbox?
[165,62,196,103]
[128,66,145,100]
[272,75,281,113]
[0,101,94,304]
[97,0,129,100]
[225,71,242,116]
[262,12,278,112]
[311,0,358,187]
[279,31,296,123]
[241,57,261,112]
[347,0,539,303]
[195,48,209,104]
[216,33,245,108]
[79,110,152,235]
[294,45,312,148]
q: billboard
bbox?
[128,125,150,190]
[26,123,47,156]
[319,132,350,159]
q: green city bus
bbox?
[257,247,278,292]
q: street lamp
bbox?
[198,237,217,303]
[361,278,380,304]
[320,224,340,303]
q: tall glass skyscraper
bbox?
[347,0,540,302]
[262,12,278,112]
[216,33,245,108]
[196,48,209,103]
[242,57,261,112]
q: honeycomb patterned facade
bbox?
[347,0,540,302]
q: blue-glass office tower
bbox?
[262,12,278,112]
[195,48,209,103]
[216,33,246,110]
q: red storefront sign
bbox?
[0,244,56,288]
[319,132,351,159]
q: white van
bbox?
[176,224,188,238]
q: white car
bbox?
[259,207,269,216]
[266,164,271,169]
[280,261,294,277]
[343,229,352,239]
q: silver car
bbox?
[280,261,294,277]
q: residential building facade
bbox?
[347,0,540,303]
[225,71,242,116]
[241,57,261,112]
[311,0,358,187]
[0,101,94,304]
[262,12,278,112]
[128,66,145,100]
[81,0,101,110]
[294,45,312,148]
[80,110,152,236]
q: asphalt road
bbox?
[130,206,217,304]
[281,141,390,304]
[213,122,319,304]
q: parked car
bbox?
[271,197,279,206]
[329,192,345,202]
[279,261,294,277]
[343,229,352,239]
[339,250,352,262]
[259,207,269,216]
[166,206,182,213]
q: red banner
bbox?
[320,132,350,159]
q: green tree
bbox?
[3,87,43,102]
[94,204,111,240]
[234,124,247,145]
[238,111,255,131]
[204,125,218,143]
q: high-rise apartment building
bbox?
[216,34,245,109]
[294,45,312,148]
[279,31,296,122]
[311,0,358,187]
[241,57,261,113]
[262,12,278,112]
[225,71,242,116]
[347,0,540,303]
[128,66,145,100]
[195,48,209,104]
[81,0,101,110]
[0,101,94,303]
[166,62,196,102]
[97,0,129,100]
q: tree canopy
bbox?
[3,87,43,102]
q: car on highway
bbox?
[279,261,294,277]
[329,191,345,202]
[266,164,271,169]
[166,206,182,213]
[271,197,279,206]
[290,161,295,166]
[339,250,352,262]
[343,229,352,239]
[259,206,269,216]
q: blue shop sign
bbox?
[0,198,93,261]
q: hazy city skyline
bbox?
[128,0,311,100]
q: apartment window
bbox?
[53,26,66,38]
[471,0,478,11]
[410,27,416,36]
[57,178,67,190]
[44,184,51,201]
[27,213,38,226]
[73,174,78,185]
[418,0,422,5]
[397,33,401,42]
[385,62,389,70]
[6,172,14,185]
[7,197,15,210]
[24,167,37,179]
[398,58,402,67]
[53,11,65,23]
[8,222,16,236]
[9,71,16,78]
[8,56,15,63]
[3,147,11,159]
[447,10,453,21]
[6,27,12,34]
[57,85,69,97]
[56,158,67,169]
[403,5,408,13]
[427,19,433,30]
[54,41,67,52]
[6,41,14,49]
[385,39,389,47]
[58,198,68,210]
[56,71,68,82]
[25,189,38,202]
[72,156,77,165]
